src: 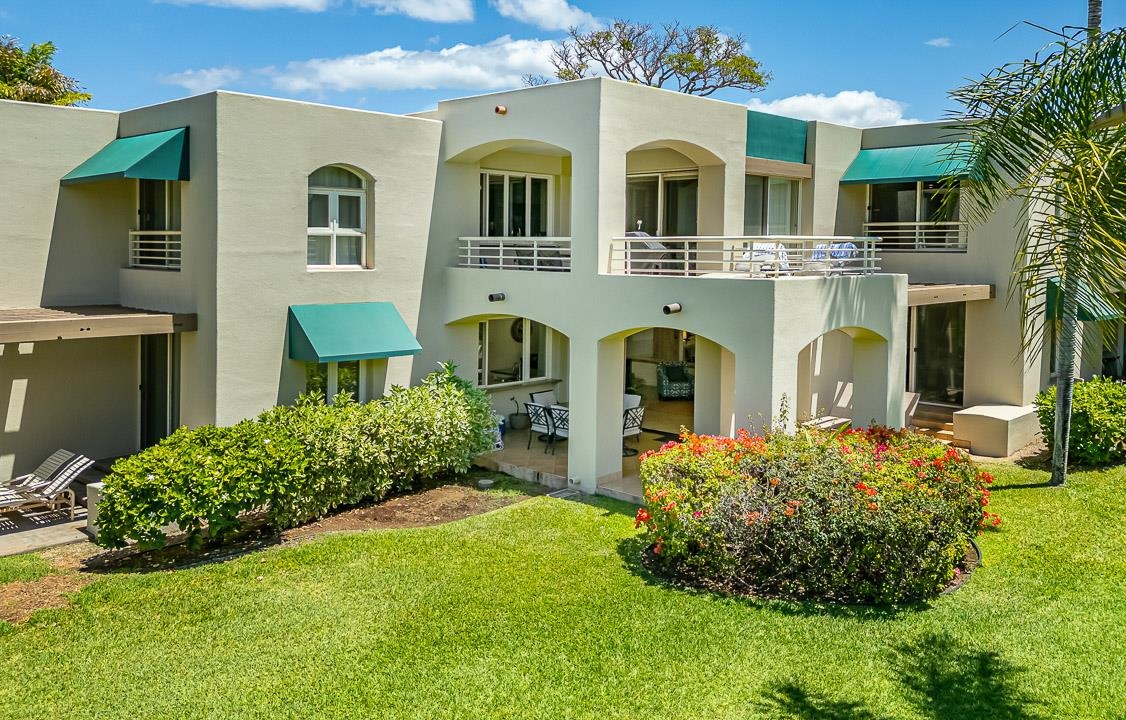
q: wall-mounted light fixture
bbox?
[488,292,506,302]
[662,302,682,315]
[494,105,508,115]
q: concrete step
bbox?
[911,417,955,432]
[911,426,972,450]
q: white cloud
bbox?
[268,35,555,92]
[925,37,952,48]
[356,0,473,22]
[490,0,596,31]
[167,0,333,9]
[160,66,244,93]
[747,90,922,128]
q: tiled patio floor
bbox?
[481,397,694,505]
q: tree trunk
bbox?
[1051,270,1080,486]
[1088,0,1103,39]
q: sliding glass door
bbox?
[910,303,966,406]
[625,173,697,236]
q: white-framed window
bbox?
[305,360,363,403]
[625,171,699,236]
[744,175,800,235]
[477,318,551,388]
[308,165,367,268]
[480,171,554,237]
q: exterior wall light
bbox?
[494,105,508,115]
[488,292,506,302]
[662,302,682,315]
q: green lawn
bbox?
[1,464,1124,719]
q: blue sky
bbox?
[2,0,1121,125]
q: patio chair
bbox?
[656,362,694,400]
[624,393,642,410]
[734,242,791,276]
[0,452,93,519]
[3,449,82,491]
[547,405,570,455]
[524,402,554,451]
[530,389,557,407]
[622,406,646,456]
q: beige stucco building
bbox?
[2,78,1119,494]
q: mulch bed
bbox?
[0,478,540,624]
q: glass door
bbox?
[910,304,966,406]
[140,334,179,447]
[663,176,698,236]
[625,176,660,234]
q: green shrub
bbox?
[96,363,495,549]
[636,427,996,604]
[1034,376,1126,466]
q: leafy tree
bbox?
[947,16,1126,485]
[0,36,91,105]
[527,21,769,97]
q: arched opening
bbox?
[796,326,901,430]
[623,139,725,237]
[448,140,573,272]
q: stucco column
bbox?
[851,333,905,428]
[565,334,626,493]
[731,339,776,434]
[694,337,737,436]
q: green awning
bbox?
[61,128,189,185]
[840,142,971,184]
[746,110,808,163]
[288,302,422,363]
[1046,278,1122,322]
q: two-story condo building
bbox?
[2,78,1121,498]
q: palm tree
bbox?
[0,36,91,105]
[947,19,1126,486]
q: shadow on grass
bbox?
[613,534,924,621]
[757,632,1042,719]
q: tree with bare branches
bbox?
[526,21,769,97]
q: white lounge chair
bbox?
[2,449,82,491]
[0,452,93,519]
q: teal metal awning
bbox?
[61,128,190,185]
[840,142,971,184]
[1046,278,1122,322]
[288,302,422,363]
[746,110,808,163]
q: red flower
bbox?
[634,508,651,528]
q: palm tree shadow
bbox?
[757,632,1043,719]
[889,633,1043,719]
[756,682,889,719]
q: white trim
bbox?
[307,168,368,269]
[479,170,555,238]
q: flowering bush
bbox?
[637,426,996,604]
[96,364,496,549]
[1035,376,1126,466]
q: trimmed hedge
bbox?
[97,364,496,549]
[636,427,996,604]
[1035,376,1126,466]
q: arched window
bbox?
[307,165,366,267]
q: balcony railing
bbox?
[863,222,967,252]
[607,236,880,277]
[128,230,182,270]
[457,237,572,272]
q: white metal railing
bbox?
[128,230,182,270]
[863,222,967,252]
[606,236,880,277]
[458,237,572,272]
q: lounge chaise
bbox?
[0,452,93,519]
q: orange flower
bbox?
[634,507,651,528]
[769,477,780,487]
[867,502,878,511]
[784,507,795,517]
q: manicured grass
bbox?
[0,552,52,584]
[1,465,1124,718]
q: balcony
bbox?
[606,236,880,277]
[457,237,572,272]
[128,230,182,270]
[863,222,967,252]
